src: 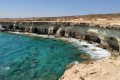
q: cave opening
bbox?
[9,25,14,30]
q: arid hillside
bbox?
[0,13,120,29]
[0,13,120,22]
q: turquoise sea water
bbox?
[0,32,86,80]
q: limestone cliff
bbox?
[0,14,120,53]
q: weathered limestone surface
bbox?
[60,57,120,80]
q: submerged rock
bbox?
[80,54,91,60]
[64,40,69,43]
[82,45,88,48]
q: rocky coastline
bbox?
[0,21,120,54]
[0,14,120,79]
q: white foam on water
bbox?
[11,32,111,59]
[6,67,10,70]
[61,38,111,59]
[0,25,2,28]
[13,32,21,34]
[10,32,55,38]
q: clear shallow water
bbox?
[0,32,86,80]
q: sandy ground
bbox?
[60,56,120,80]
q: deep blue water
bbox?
[0,32,86,80]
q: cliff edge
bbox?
[0,13,120,29]
[60,56,120,80]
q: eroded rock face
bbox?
[8,25,14,30]
[60,29,65,37]
[31,27,48,35]
[65,32,76,38]
[53,26,60,35]
[85,35,101,43]
[38,28,45,34]
[15,26,20,30]
[48,26,54,35]
[55,28,61,37]
[107,37,119,51]
[0,25,6,31]
[55,28,65,37]
[20,27,25,31]
[1,26,8,29]
[31,27,38,33]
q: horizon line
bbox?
[0,12,120,19]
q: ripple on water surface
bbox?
[0,32,86,80]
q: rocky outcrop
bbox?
[85,35,101,43]
[60,57,120,80]
[55,27,65,37]
[48,26,54,35]
[107,37,119,51]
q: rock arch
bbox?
[53,26,60,35]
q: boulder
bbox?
[107,37,119,51]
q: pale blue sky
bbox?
[0,0,120,18]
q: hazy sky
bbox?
[0,0,120,18]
